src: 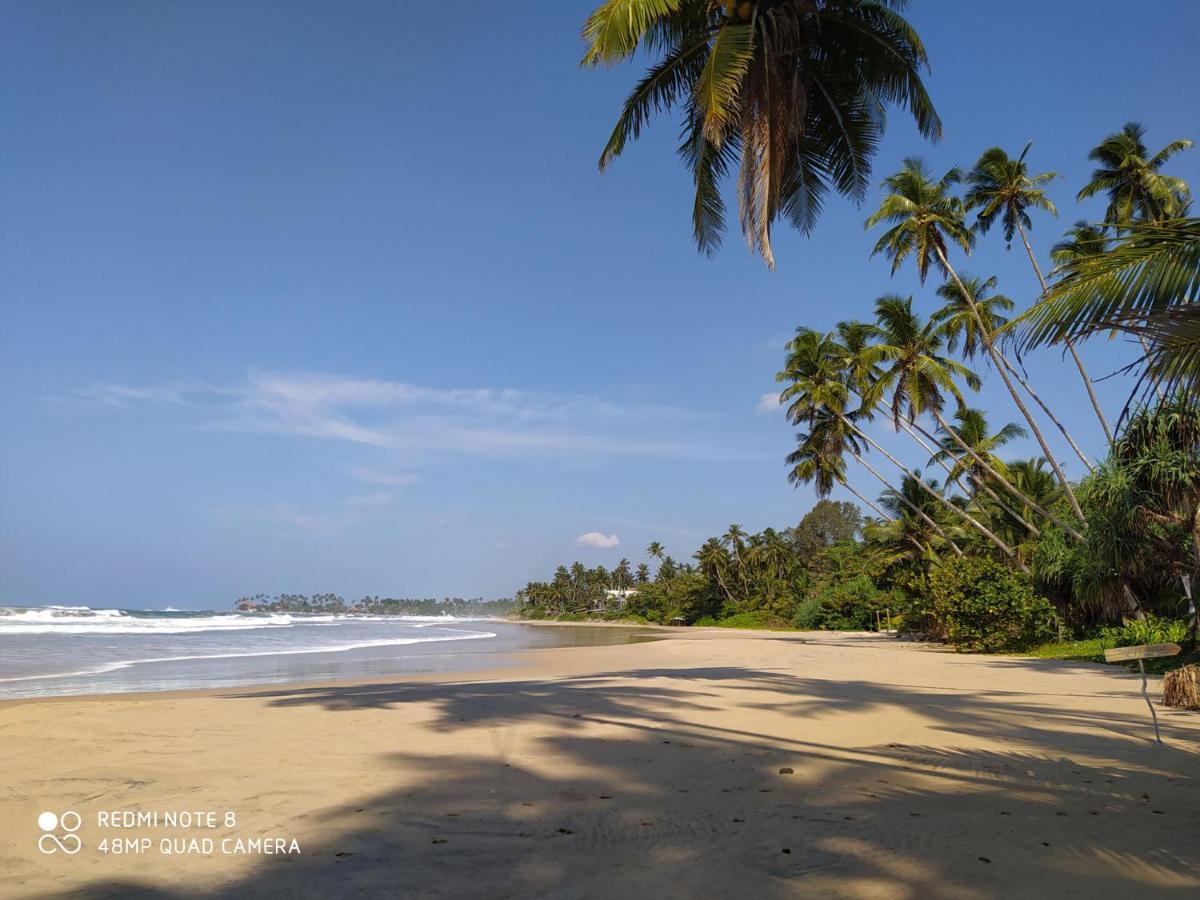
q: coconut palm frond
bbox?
[1017,218,1200,351]
[581,0,688,66]
[583,0,939,267]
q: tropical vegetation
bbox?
[572,5,1197,662]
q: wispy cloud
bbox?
[576,532,620,549]
[72,370,753,462]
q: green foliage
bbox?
[713,611,788,630]
[926,556,1058,651]
[787,500,861,557]
[1103,616,1191,648]
[792,574,897,631]
[1021,636,1107,663]
[623,572,720,625]
[1032,395,1200,622]
[1021,218,1200,398]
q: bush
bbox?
[625,573,721,625]
[927,557,1058,651]
[693,615,718,627]
[791,575,900,631]
[714,611,787,629]
[791,595,824,630]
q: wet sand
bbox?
[2,630,1198,898]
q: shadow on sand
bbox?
[54,661,1200,900]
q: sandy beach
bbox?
[2,629,1198,899]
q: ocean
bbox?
[0,606,654,699]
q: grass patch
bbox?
[1019,637,1108,662]
[1017,637,1199,674]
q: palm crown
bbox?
[931,275,1014,361]
[930,408,1026,488]
[865,157,974,283]
[1076,122,1192,228]
[581,0,940,267]
[964,144,1058,248]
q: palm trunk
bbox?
[927,407,1086,543]
[846,450,964,556]
[840,413,1028,570]
[1018,222,1113,443]
[841,481,895,523]
[935,245,1087,524]
[996,353,1094,471]
[895,414,1042,538]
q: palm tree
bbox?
[965,144,1057,249]
[635,562,651,584]
[866,475,962,590]
[646,540,665,563]
[858,296,1028,565]
[869,294,1081,540]
[922,408,1046,539]
[785,410,892,522]
[931,274,1013,360]
[866,158,1087,523]
[695,537,735,605]
[1050,221,1109,267]
[931,408,1024,491]
[934,275,1092,469]
[613,558,633,590]
[966,145,1112,440]
[1077,123,1192,228]
[723,523,748,591]
[865,158,973,283]
[779,324,964,554]
[1004,458,1063,530]
[581,0,940,267]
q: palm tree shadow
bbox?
[57,666,1200,899]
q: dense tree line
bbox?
[235,593,514,617]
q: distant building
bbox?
[604,589,638,607]
[234,598,258,611]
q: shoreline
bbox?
[0,621,1160,709]
[0,624,786,709]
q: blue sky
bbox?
[2,1,1198,608]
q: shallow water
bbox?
[0,607,657,698]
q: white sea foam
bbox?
[0,608,304,635]
[0,628,497,684]
[0,606,491,635]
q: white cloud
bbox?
[576,531,620,549]
[756,392,782,413]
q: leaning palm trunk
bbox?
[839,413,1028,569]
[842,481,896,523]
[935,245,1087,523]
[926,407,1086,543]
[845,450,964,556]
[1018,221,1113,442]
[998,353,1094,471]
[895,414,1043,538]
